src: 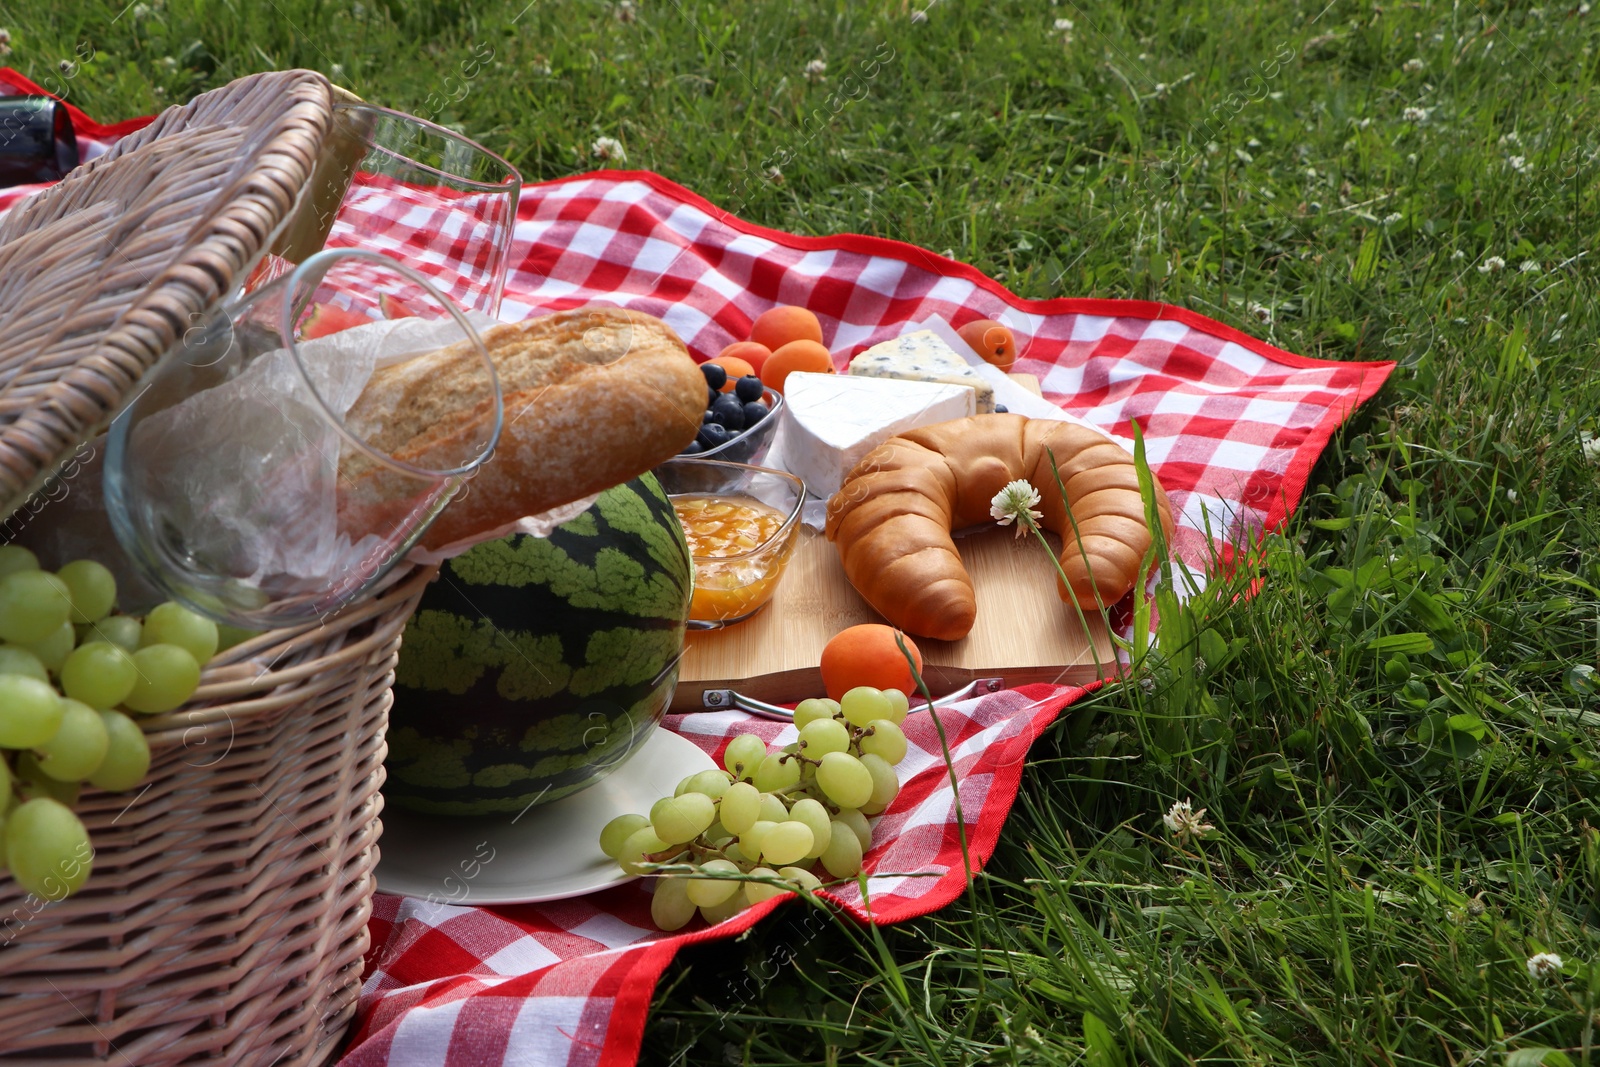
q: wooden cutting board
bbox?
[670,371,1118,711]
[672,525,1118,710]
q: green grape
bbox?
[34,699,108,782]
[699,892,748,926]
[59,639,137,713]
[85,615,142,653]
[599,813,650,859]
[882,688,910,724]
[14,753,78,806]
[739,819,776,862]
[704,821,731,845]
[860,752,900,811]
[618,825,671,874]
[718,781,761,835]
[24,622,75,672]
[722,733,767,780]
[859,720,908,765]
[56,560,116,624]
[720,841,745,864]
[0,545,38,578]
[779,866,823,893]
[672,773,697,797]
[681,769,732,799]
[0,674,64,748]
[753,752,800,792]
[834,808,872,852]
[819,820,864,878]
[815,751,873,809]
[88,711,150,792]
[755,792,786,824]
[4,797,92,900]
[122,644,201,714]
[758,821,814,866]
[798,717,850,759]
[744,867,791,904]
[0,646,47,682]
[787,798,833,859]
[792,698,835,730]
[650,793,716,845]
[139,602,219,665]
[215,623,260,653]
[685,858,741,907]
[650,875,697,931]
[0,571,73,645]
[840,686,892,728]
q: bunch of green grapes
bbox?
[599,685,912,931]
[0,546,220,903]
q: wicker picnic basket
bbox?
[0,70,434,1064]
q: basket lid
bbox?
[0,69,334,523]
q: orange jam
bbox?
[672,495,793,621]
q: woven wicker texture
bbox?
[0,69,331,521]
[0,565,434,1065]
[0,68,424,1065]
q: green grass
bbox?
[13,0,1600,1062]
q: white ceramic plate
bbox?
[375,726,717,906]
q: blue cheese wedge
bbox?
[846,330,996,413]
[780,372,976,497]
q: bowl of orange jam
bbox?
[653,458,806,628]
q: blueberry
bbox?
[710,393,746,431]
[734,375,765,403]
[697,422,731,449]
[708,386,721,408]
[682,439,704,454]
[703,408,717,423]
[742,400,769,426]
[701,363,728,391]
[994,404,1008,414]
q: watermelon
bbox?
[384,474,693,816]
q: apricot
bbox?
[717,340,773,376]
[761,339,834,393]
[705,354,756,391]
[957,319,1018,371]
[750,305,824,353]
[819,624,924,702]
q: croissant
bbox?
[824,414,1176,640]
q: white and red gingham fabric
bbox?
[0,85,1394,1067]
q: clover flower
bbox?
[1163,799,1215,842]
[591,137,626,163]
[1526,952,1563,981]
[1478,256,1506,273]
[990,479,1042,536]
[804,59,827,82]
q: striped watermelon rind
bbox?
[384,473,691,816]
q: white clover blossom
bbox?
[1403,106,1431,123]
[1382,212,1404,225]
[764,165,783,182]
[591,136,626,162]
[329,62,346,81]
[614,0,636,23]
[1247,302,1273,323]
[1163,799,1215,842]
[910,9,928,24]
[1580,430,1600,464]
[990,479,1042,536]
[1451,249,1466,260]
[1054,17,1075,31]
[1509,155,1531,173]
[1403,57,1425,72]
[804,59,827,82]
[1479,256,1506,273]
[1519,259,1540,273]
[1526,952,1563,981]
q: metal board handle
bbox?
[694,677,1007,722]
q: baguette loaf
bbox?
[824,413,1175,640]
[339,306,705,551]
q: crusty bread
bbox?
[339,306,705,551]
[824,413,1175,640]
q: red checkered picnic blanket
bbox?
[0,73,1393,1067]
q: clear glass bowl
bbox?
[654,458,806,629]
[685,387,784,466]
